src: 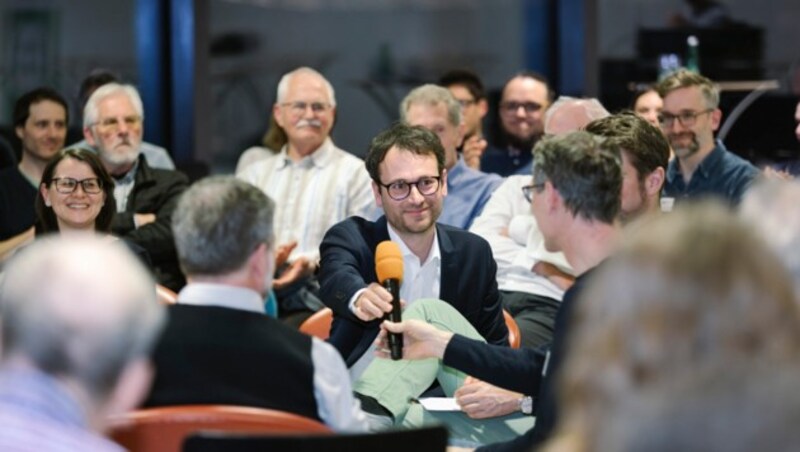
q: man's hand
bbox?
[275,241,298,269]
[462,135,487,170]
[273,256,314,290]
[375,319,453,360]
[353,282,395,321]
[533,261,575,292]
[134,213,156,228]
[455,376,524,419]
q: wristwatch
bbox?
[519,395,533,415]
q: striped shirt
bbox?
[0,366,124,452]
[238,138,378,263]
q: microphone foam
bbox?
[375,240,404,283]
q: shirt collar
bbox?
[177,282,265,314]
[277,138,335,170]
[113,157,140,183]
[386,223,441,267]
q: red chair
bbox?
[503,310,521,349]
[107,405,331,452]
[298,307,333,340]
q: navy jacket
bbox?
[319,215,509,366]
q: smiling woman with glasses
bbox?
[35,147,116,234]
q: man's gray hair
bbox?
[173,176,275,276]
[544,96,609,136]
[399,84,462,128]
[276,67,336,107]
[0,236,164,401]
[83,83,144,129]
[740,178,800,298]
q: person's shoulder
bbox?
[439,223,492,249]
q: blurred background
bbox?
[1,0,798,174]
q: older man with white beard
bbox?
[238,67,375,325]
[83,83,189,291]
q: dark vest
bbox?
[144,305,319,421]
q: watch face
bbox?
[520,396,533,414]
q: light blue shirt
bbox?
[439,157,504,230]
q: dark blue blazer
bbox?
[318,215,509,366]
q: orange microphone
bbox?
[375,241,404,360]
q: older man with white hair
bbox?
[238,67,375,323]
[0,236,165,451]
[83,83,189,291]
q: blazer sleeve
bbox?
[318,220,373,323]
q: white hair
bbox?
[544,96,609,135]
[83,83,144,129]
[275,67,336,107]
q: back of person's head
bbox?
[532,131,622,224]
[585,111,670,184]
[172,176,275,277]
[365,122,446,184]
[594,365,800,452]
[543,96,609,136]
[438,69,486,101]
[552,201,800,452]
[78,69,121,110]
[35,147,117,234]
[740,178,800,298]
[655,69,719,109]
[399,84,462,127]
[13,87,69,129]
[83,83,144,129]
[0,236,165,402]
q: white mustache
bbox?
[296,119,322,128]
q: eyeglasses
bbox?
[521,182,545,203]
[658,109,712,128]
[456,99,477,109]
[92,115,143,132]
[377,176,441,201]
[500,101,543,115]
[281,101,332,115]
[51,177,103,194]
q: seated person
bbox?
[142,176,367,432]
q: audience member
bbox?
[83,83,189,291]
[374,131,623,451]
[74,69,175,170]
[585,112,669,222]
[543,97,608,135]
[319,122,508,379]
[400,84,502,229]
[740,179,800,297]
[35,147,116,235]
[544,202,800,452]
[238,67,376,323]
[143,176,368,431]
[481,71,552,177]
[0,88,68,261]
[656,69,758,205]
[438,69,490,170]
[631,87,663,127]
[0,236,165,451]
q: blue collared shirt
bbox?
[480,144,533,177]
[440,157,504,229]
[663,140,759,206]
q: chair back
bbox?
[183,425,448,452]
[503,310,521,349]
[298,307,333,340]
[108,405,331,452]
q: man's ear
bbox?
[710,108,723,132]
[646,167,666,197]
[101,359,154,425]
[83,127,96,146]
[440,168,448,197]
[273,103,285,129]
[477,98,489,119]
[371,180,383,208]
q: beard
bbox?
[503,129,542,153]
[669,132,700,159]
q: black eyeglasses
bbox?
[521,182,545,203]
[658,109,712,128]
[500,101,543,115]
[281,101,332,115]
[378,176,441,201]
[51,177,103,194]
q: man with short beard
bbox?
[656,69,758,205]
[83,83,188,291]
[481,71,552,177]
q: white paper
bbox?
[417,397,462,411]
